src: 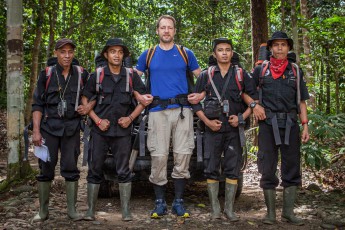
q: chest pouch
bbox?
[204,97,222,119]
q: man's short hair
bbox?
[156,15,176,28]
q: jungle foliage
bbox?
[2,0,345,171]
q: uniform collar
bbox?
[104,65,126,76]
[55,62,74,75]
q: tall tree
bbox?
[300,0,312,78]
[290,0,300,64]
[24,0,45,125]
[6,0,31,182]
[250,0,268,66]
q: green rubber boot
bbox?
[66,181,83,221]
[224,183,239,222]
[207,182,221,219]
[31,181,51,223]
[281,186,304,226]
[84,183,100,221]
[263,189,276,224]
[119,182,133,221]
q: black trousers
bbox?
[86,131,132,184]
[203,130,242,180]
[36,129,80,182]
[257,122,301,189]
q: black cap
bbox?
[267,31,293,50]
[55,38,76,50]
[212,38,233,51]
[101,38,130,59]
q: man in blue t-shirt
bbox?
[136,15,202,218]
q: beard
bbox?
[160,35,174,43]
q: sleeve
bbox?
[82,72,97,100]
[135,49,149,72]
[243,69,259,100]
[81,69,89,86]
[31,70,47,113]
[132,71,146,94]
[192,70,208,113]
[186,48,200,71]
[299,68,310,101]
[252,65,261,87]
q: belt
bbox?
[265,109,298,145]
[150,95,191,119]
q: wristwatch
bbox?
[249,101,257,109]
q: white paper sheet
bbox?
[34,145,50,162]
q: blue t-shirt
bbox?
[136,44,199,111]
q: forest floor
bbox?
[0,109,344,230]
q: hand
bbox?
[98,119,110,132]
[137,94,153,106]
[229,115,239,127]
[32,130,43,146]
[77,104,91,116]
[205,119,222,132]
[118,117,132,129]
[188,92,205,104]
[301,126,310,143]
[253,104,266,121]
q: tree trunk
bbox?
[290,0,300,64]
[335,71,339,114]
[319,60,324,112]
[46,0,60,59]
[281,0,286,31]
[6,0,31,182]
[325,46,331,114]
[300,0,315,109]
[250,0,268,67]
[24,0,45,125]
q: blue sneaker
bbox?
[150,199,167,218]
[172,199,190,218]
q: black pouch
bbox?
[204,97,222,119]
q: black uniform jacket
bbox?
[194,65,258,132]
[32,63,89,137]
[252,62,309,113]
[83,65,146,137]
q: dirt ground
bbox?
[0,110,344,230]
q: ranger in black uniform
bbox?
[250,31,310,225]
[82,38,148,221]
[31,38,89,222]
[194,38,258,221]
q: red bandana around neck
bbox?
[269,57,288,79]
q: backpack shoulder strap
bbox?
[45,66,54,90]
[258,60,269,105]
[125,67,134,92]
[96,67,105,93]
[234,65,244,99]
[207,65,216,84]
[291,63,301,113]
[146,45,157,69]
[206,66,221,103]
[73,65,83,111]
[176,45,189,66]
[260,60,270,78]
